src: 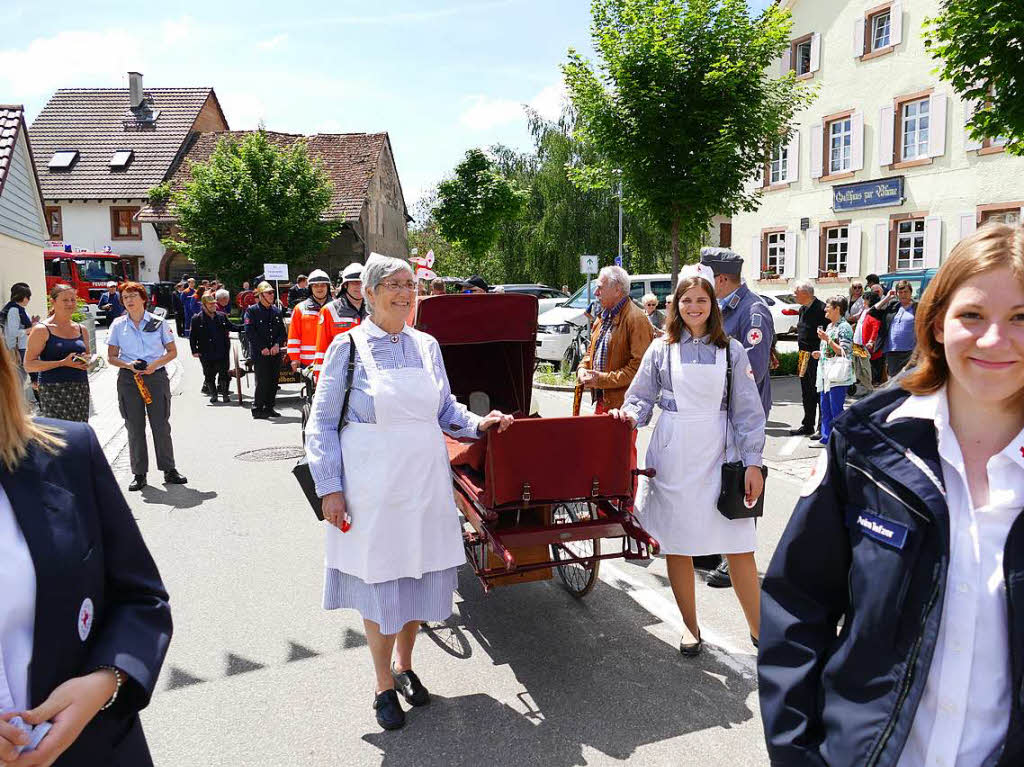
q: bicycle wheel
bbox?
[550,502,600,598]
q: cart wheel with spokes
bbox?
[232,345,245,405]
[551,501,601,598]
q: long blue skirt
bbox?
[322,566,458,635]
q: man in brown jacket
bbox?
[578,266,656,475]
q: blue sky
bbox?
[1,0,775,213]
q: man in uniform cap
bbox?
[699,247,775,589]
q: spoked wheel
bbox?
[422,616,472,659]
[232,346,245,405]
[299,375,315,443]
[550,502,601,598]
[562,342,582,374]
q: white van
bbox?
[535,273,672,364]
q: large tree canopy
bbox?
[564,0,815,279]
[164,131,339,284]
[925,1,1024,155]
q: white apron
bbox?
[634,342,756,556]
[325,326,466,584]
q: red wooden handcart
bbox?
[416,293,659,597]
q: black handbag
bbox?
[292,345,356,521]
[717,343,768,520]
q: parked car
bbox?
[878,269,937,300]
[535,273,671,363]
[758,291,801,337]
[494,284,569,314]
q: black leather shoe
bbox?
[680,631,703,657]
[706,559,732,588]
[164,470,188,485]
[810,431,822,441]
[392,666,430,706]
[128,475,146,492]
[788,426,812,436]
[251,409,269,419]
[221,393,231,403]
[373,689,406,730]
[209,395,218,404]
[266,409,282,418]
[201,383,209,394]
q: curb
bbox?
[532,381,577,392]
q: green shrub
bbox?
[770,351,800,377]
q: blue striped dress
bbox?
[306,321,481,634]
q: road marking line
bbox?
[780,436,803,457]
[600,561,757,679]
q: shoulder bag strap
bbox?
[338,340,357,432]
[724,341,733,450]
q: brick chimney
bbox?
[128,72,144,108]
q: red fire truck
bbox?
[44,248,133,318]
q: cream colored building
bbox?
[0,105,47,319]
[733,0,1024,296]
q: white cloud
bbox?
[256,34,287,51]
[457,79,567,131]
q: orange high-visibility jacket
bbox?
[286,297,329,367]
[312,294,367,376]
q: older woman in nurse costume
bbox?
[609,264,766,657]
[306,254,513,731]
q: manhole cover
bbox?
[234,447,305,462]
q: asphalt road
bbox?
[89,337,817,767]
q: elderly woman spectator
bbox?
[813,295,854,445]
[215,288,232,314]
[23,284,92,422]
[642,292,665,332]
[306,254,513,731]
[430,278,446,296]
[0,342,171,767]
[845,281,865,325]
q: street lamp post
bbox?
[617,179,623,268]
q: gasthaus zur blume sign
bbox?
[833,176,905,212]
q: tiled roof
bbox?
[137,130,395,223]
[0,104,44,211]
[28,88,225,200]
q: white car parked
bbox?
[757,290,801,337]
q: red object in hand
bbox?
[340,519,351,533]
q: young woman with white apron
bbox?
[610,265,766,657]
[305,255,512,730]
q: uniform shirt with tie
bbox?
[107,311,174,364]
[0,484,35,712]
[892,389,1019,767]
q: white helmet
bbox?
[339,262,363,284]
[307,269,331,284]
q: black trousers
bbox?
[253,354,280,411]
[886,351,913,378]
[117,368,175,476]
[200,357,230,395]
[799,355,820,431]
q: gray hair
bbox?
[362,253,414,308]
[641,292,657,305]
[215,289,229,301]
[598,265,629,294]
[792,280,815,295]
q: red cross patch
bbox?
[747,328,764,346]
[78,598,94,642]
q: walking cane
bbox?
[572,382,583,417]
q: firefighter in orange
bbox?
[286,269,332,372]
[312,262,367,376]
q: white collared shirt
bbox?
[892,389,1021,767]
[0,484,36,712]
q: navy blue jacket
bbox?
[189,309,239,361]
[243,301,287,356]
[0,421,172,766]
[720,283,775,416]
[759,386,1024,767]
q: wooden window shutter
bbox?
[928,93,947,158]
[850,112,865,171]
[874,222,890,274]
[878,105,895,166]
[806,228,819,278]
[810,122,824,179]
[844,225,861,278]
[780,48,792,75]
[810,33,821,73]
[924,215,942,269]
[783,230,797,278]
[785,130,800,183]
[959,213,977,242]
[854,17,866,58]
[890,2,903,46]
[753,235,764,271]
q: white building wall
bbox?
[50,200,164,282]
[733,0,1024,296]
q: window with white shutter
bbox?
[850,112,864,171]
[924,215,942,269]
[927,93,947,158]
[959,213,977,242]
[844,225,862,278]
[874,222,890,274]
[810,123,823,179]
[859,3,899,60]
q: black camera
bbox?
[132,359,148,372]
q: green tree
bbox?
[433,148,527,273]
[925,2,1024,155]
[564,0,815,280]
[164,131,339,284]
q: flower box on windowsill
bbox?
[760,271,785,282]
[817,270,843,282]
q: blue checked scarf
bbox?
[593,296,629,375]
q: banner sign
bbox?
[264,263,289,281]
[833,176,905,211]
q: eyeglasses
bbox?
[379,280,417,292]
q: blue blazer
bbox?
[0,420,172,766]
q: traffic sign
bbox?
[580,255,599,275]
[614,255,622,267]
